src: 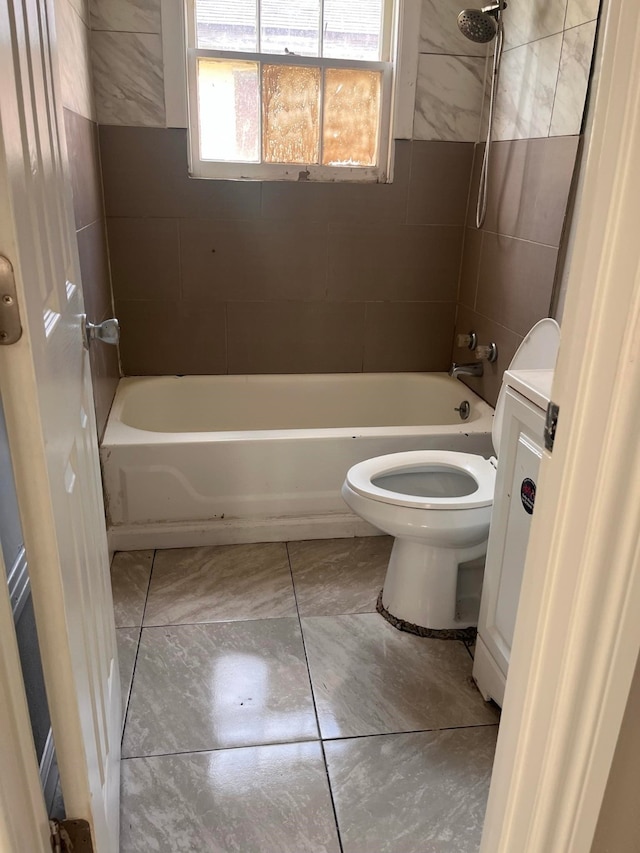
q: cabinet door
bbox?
[477,387,546,684]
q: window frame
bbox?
[183,0,404,182]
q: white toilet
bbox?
[341,318,560,638]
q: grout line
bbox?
[120,550,157,744]
[285,542,345,853]
[120,721,501,762]
[321,722,501,744]
[139,613,301,630]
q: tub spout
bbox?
[449,361,484,379]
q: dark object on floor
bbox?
[376,590,477,642]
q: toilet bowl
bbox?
[341,318,561,637]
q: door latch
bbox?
[545,401,559,452]
[0,255,22,345]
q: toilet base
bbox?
[380,537,486,633]
[376,590,477,641]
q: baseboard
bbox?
[472,635,506,708]
[107,513,382,551]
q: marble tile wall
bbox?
[89,0,164,126]
[414,0,486,142]
[55,0,119,436]
[493,0,600,141]
[450,2,600,406]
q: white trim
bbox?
[161,0,188,127]
[391,0,420,140]
[177,0,413,181]
[481,0,640,849]
[195,48,390,71]
[108,513,381,551]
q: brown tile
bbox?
[90,340,120,439]
[260,141,411,224]
[116,300,226,375]
[76,220,119,436]
[452,306,524,406]
[363,302,455,372]
[227,302,365,373]
[468,137,579,246]
[99,126,261,219]
[466,143,484,230]
[180,220,328,302]
[407,141,474,225]
[107,218,179,301]
[64,108,103,229]
[476,233,558,336]
[458,228,483,309]
[76,220,113,322]
[328,224,462,302]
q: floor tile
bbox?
[302,614,498,738]
[123,618,318,757]
[288,536,393,616]
[144,543,297,626]
[325,727,498,853]
[111,550,153,627]
[120,742,341,853]
[116,628,140,720]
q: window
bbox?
[184,0,405,182]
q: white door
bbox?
[0,0,120,851]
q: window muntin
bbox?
[186,0,394,181]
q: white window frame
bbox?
[161,0,420,182]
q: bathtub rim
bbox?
[102,372,495,447]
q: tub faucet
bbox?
[449,361,484,379]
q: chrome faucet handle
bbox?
[456,331,477,350]
[476,342,498,362]
[82,315,120,348]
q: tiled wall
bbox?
[414,0,487,142]
[494,0,599,140]
[100,129,473,374]
[91,0,483,375]
[55,0,119,436]
[452,0,600,406]
[89,0,599,382]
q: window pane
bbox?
[322,67,381,166]
[198,58,260,162]
[262,65,320,164]
[261,0,320,57]
[195,0,257,51]
[322,0,382,60]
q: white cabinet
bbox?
[473,372,552,707]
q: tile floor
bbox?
[113,537,499,853]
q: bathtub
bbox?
[101,373,495,550]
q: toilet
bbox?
[341,318,561,638]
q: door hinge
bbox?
[0,255,22,345]
[545,401,559,452]
[50,819,94,852]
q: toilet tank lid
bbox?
[492,318,561,456]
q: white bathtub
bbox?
[101,373,495,550]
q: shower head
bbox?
[457,2,506,43]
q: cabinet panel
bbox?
[474,386,547,705]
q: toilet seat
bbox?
[346,450,496,511]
